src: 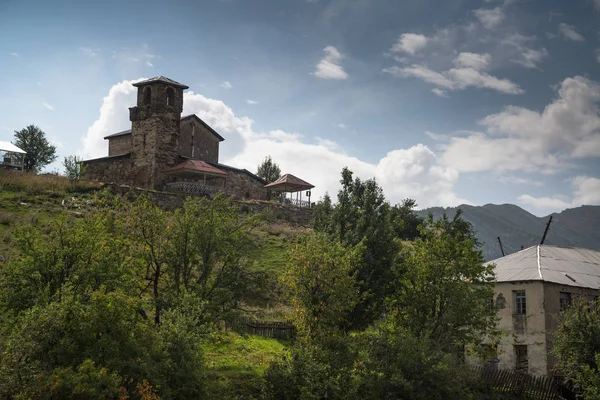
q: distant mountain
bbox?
[416,204,600,261]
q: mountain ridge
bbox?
[416,204,600,261]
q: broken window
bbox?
[514,345,528,373]
[166,87,175,106]
[560,292,572,312]
[513,290,526,315]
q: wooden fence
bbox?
[225,317,295,340]
[475,366,570,400]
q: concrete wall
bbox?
[179,118,220,162]
[108,135,132,156]
[543,283,598,374]
[495,281,548,376]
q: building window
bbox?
[514,345,528,373]
[166,87,175,106]
[560,292,572,312]
[143,87,151,105]
[513,290,526,315]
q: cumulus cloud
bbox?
[80,79,466,208]
[384,64,523,94]
[453,52,491,70]
[314,46,349,80]
[391,33,429,55]
[42,102,54,111]
[440,76,600,173]
[519,176,600,212]
[558,23,585,41]
[513,47,548,69]
[474,7,505,29]
[220,81,233,89]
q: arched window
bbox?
[143,87,151,105]
[166,87,175,106]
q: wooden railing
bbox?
[225,317,295,340]
[164,182,225,196]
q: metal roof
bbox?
[132,76,189,89]
[0,141,26,154]
[264,173,314,192]
[164,159,228,177]
[103,129,132,139]
[486,245,600,289]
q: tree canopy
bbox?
[257,155,281,184]
[13,125,57,172]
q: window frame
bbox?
[513,290,526,315]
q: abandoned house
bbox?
[480,245,600,376]
[82,76,313,203]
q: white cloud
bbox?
[246,99,258,105]
[337,123,348,129]
[314,46,349,80]
[384,64,523,94]
[112,44,157,66]
[431,88,449,98]
[80,79,466,208]
[518,176,600,212]
[440,76,600,173]
[80,47,98,57]
[10,52,19,57]
[498,175,544,187]
[453,52,491,70]
[474,7,505,29]
[220,81,233,89]
[558,23,585,41]
[513,47,548,69]
[391,33,429,55]
[425,131,449,141]
[43,102,54,111]
[145,61,154,67]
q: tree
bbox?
[257,155,281,184]
[13,125,57,172]
[387,213,498,351]
[390,198,424,241]
[552,297,600,399]
[63,155,86,180]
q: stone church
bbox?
[82,76,267,200]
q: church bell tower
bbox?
[128,76,188,189]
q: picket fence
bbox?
[225,317,295,340]
[475,366,571,400]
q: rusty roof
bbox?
[132,76,189,89]
[164,159,228,177]
[486,245,600,289]
[264,173,314,192]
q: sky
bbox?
[1,0,599,216]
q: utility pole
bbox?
[497,237,505,257]
[540,216,553,245]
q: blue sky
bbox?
[1,0,599,216]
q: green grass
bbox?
[204,332,289,399]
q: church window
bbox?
[143,87,151,105]
[166,87,175,106]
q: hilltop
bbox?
[417,204,600,261]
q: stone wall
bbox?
[224,169,267,200]
[108,135,132,156]
[179,118,220,162]
[82,154,133,184]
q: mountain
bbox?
[416,204,600,261]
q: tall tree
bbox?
[257,155,281,184]
[13,125,57,172]
[390,198,424,241]
[62,155,86,180]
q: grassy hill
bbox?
[0,171,301,399]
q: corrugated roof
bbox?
[132,76,189,89]
[164,159,228,177]
[264,173,314,192]
[103,129,132,139]
[0,141,26,154]
[487,245,600,289]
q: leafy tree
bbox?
[390,198,424,241]
[63,155,86,180]
[552,297,600,399]
[13,125,57,172]
[311,192,333,232]
[257,155,281,184]
[283,232,364,340]
[387,213,498,351]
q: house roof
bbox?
[132,76,189,89]
[104,129,132,139]
[164,159,228,177]
[103,114,225,142]
[0,141,26,154]
[264,173,314,192]
[486,245,600,289]
[205,161,266,184]
[180,114,225,142]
